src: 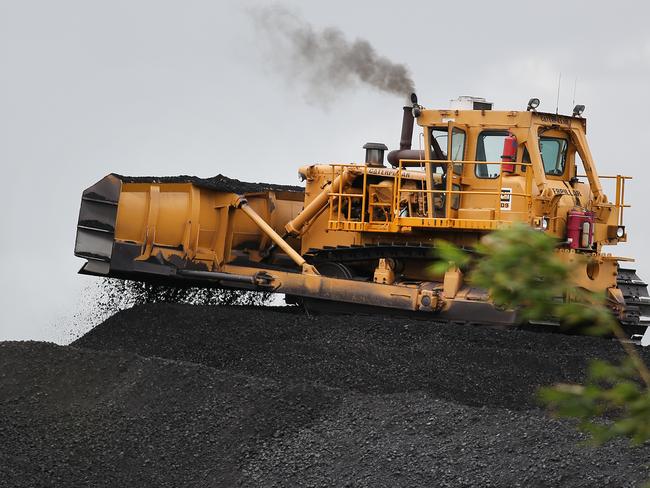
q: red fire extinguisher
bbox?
[566,209,595,249]
[501,133,517,173]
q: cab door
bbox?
[445,123,468,218]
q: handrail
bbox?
[323,162,630,231]
[396,158,534,224]
[398,159,534,167]
[327,164,368,226]
[396,188,530,196]
[578,173,631,226]
[325,159,535,229]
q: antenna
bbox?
[572,77,577,107]
[555,73,562,115]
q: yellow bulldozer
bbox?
[74,94,650,341]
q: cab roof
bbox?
[417,109,587,132]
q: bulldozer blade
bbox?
[74,174,121,273]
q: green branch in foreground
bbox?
[539,359,650,445]
[432,224,650,446]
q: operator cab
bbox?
[326,95,626,252]
[376,95,608,233]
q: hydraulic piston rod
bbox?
[284,169,357,236]
[235,196,318,274]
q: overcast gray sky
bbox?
[1,0,649,342]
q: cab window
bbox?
[430,127,447,161]
[522,146,530,172]
[540,137,568,176]
[450,128,465,175]
[475,130,508,178]
[429,127,465,162]
[429,127,465,176]
[450,128,465,160]
[429,127,448,177]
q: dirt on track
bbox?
[2,304,650,487]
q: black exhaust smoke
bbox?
[250,6,415,102]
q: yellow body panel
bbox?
[113,182,304,270]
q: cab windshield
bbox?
[540,137,568,176]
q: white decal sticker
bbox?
[500,188,512,211]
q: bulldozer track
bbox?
[617,267,650,329]
[294,258,650,340]
[304,243,439,264]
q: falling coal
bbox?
[251,6,415,102]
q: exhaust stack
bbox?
[399,105,415,151]
[388,93,424,167]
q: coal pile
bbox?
[2,304,650,487]
[114,173,304,195]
